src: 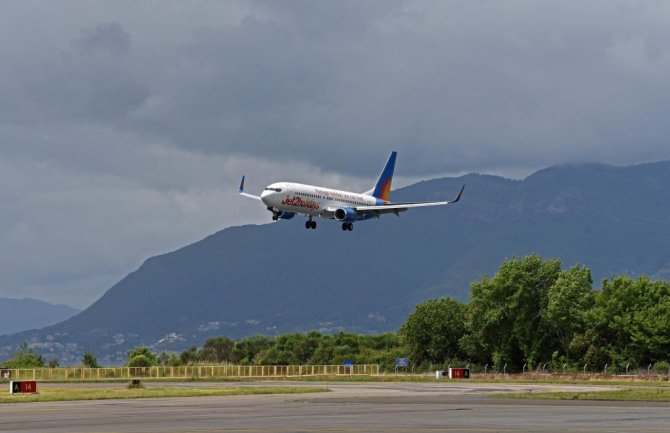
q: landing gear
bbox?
[305,218,317,229]
[272,215,278,221]
[341,222,353,231]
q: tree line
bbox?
[6,254,670,373]
[150,332,403,371]
[400,254,670,373]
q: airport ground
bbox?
[1,381,670,432]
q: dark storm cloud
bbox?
[1,23,146,128]
[111,0,670,176]
[5,1,670,177]
[2,0,670,307]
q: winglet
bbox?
[449,184,465,204]
[238,176,263,201]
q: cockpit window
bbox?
[264,187,282,192]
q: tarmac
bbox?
[0,381,669,432]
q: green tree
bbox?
[180,346,198,365]
[628,278,670,363]
[231,335,274,364]
[166,353,183,366]
[463,255,561,370]
[48,358,60,368]
[4,342,45,368]
[256,333,323,365]
[201,336,234,363]
[545,265,594,360]
[158,352,170,366]
[585,276,670,370]
[82,349,100,368]
[358,333,400,351]
[127,346,159,367]
[307,337,335,364]
[356,333,403,371]
[399,297,467,364]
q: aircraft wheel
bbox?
[272,215,278,221]
[347,223,353,231]
[341,223,348,231]
[310,221,317,229]
[305,221,311,229]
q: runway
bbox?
[0,381,669,433]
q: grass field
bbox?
[497,388,670,402]
[0,386,328,404]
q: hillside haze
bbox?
[0,298,79,336]
[2,162,670,364]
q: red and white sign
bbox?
[448,368,470,379]
[10,381,38,394]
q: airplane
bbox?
[239,151,464,231]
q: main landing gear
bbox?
[305,218,317,229]
[341,222,353,231]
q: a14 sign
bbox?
[10,380,38,394]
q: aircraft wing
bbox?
[238,176,262,201]
[240,192,262,201]
[355,184,465,213]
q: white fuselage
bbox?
[260,182,380,217]
[240,151,464,230]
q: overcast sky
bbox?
[2,0,670,308]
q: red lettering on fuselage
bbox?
[281,196,320,210]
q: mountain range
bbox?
[1,161,669,364]
[0,298,79,336]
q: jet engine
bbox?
[334,207,357,222]
[277,211,296,220]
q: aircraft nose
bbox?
[260,189,272,203]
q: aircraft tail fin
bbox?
[364,151,397,202]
